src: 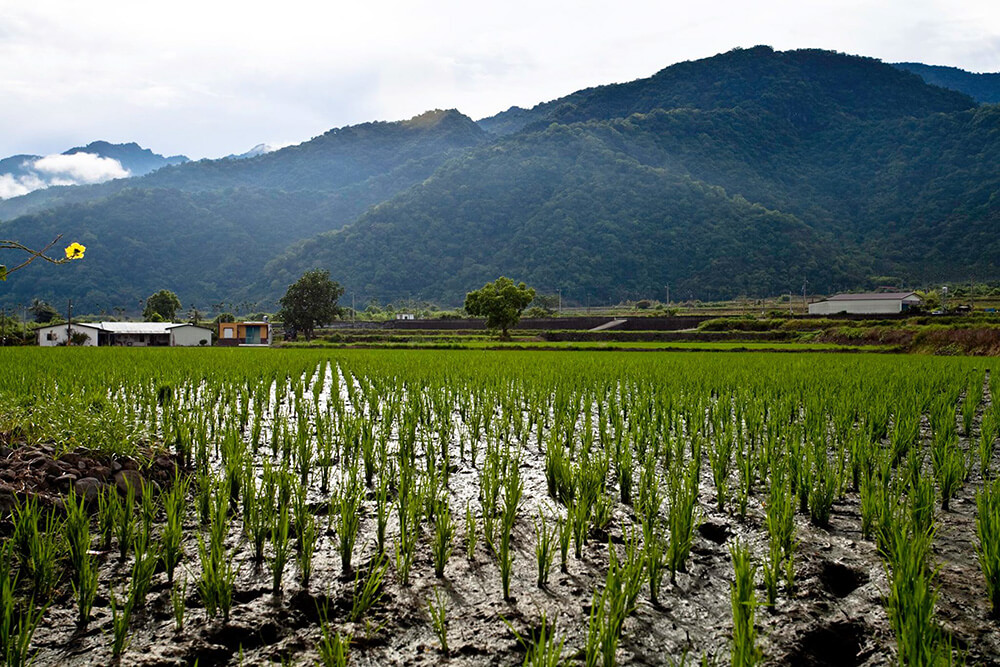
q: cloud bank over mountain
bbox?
[0,152,129,198]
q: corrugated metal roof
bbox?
[825,292,919,301]
[96,322,213,334]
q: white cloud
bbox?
[33,152,129,183]
[0,152,129,199]
[0,0,996,158]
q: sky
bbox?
[1,0,998,161]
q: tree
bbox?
[143,289,182,321]
[464,276,536,340]
[29,299,59,324]
[278,269,345,341]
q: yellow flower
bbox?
[64,242,86,260]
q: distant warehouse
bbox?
[808,292,923,315]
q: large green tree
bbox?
[464,276,536,340]
[143,289,182,321]
[278,269,344,341]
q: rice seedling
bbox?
[171,578,187,632]
[431,495,455,578]
[427,588,449,654]
[109,585,133,658]
[708,431,733,512]
[729,541,761,667]
[162,473,188,584]
[505,610,565,667]
[270,502,291,595]
[350,555,389,622]
[558,513,572,573]
[976,479,1000,617]
[336,472,363,573]
[667,459,700,582]
[64,488,97,626]
[534,509,555,588]
[317,598,351,667]
[498,527,516,601]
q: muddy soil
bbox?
[5,410,1000,666]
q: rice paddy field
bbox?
[1,347,1000,666]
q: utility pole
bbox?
[802,280,808,315]
[665,283,670,306]
[352,293,356,322]
[557,289,562,315]
[66,299,73,346]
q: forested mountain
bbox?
[478,46,975,135]
[894,62,1000,104]
[0,110,488,310]
[2,47,999,311]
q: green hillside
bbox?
[2,47,999,312]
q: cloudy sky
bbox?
[1,0,998,160]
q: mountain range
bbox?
[1,46,998,313]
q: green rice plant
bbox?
[2,540,47,667]
[129,532,160,610]
[162,473,188,584]
[270,502,291,595]
[808,445,836,528]
[534,509,555,588]
[735,443,753,521]
[465,501,478,561]
[762,542,781,608]
[97,485,117,550]
[615,438,634,506]
[317,598,351,667]
[171,578,187,632]
[584,587,616,667]
[510,611,565,667]
[882,518,952,665]
[64,488,97,626]
[963,376,983,438]
[498,528,516,601]
[934,440,965,511]
[375,475,391,556]
[729,541,762,667]
[394,502,419,586]
[557,513,571,573]
[336,473,363,573]
[708,432,733,513]
[109,585,133,658]
[432,496,454,578]
[350,554,389,621]
[979,409,998,480]
[975,479,1000,617]
[427,588,449,654]
[197,464,212,525]
[296,504,318,588]
[645,525,666,606]
[909,472,937,537]
[667,459,700,582]
[243,464,272,567]
[196,493,238,622]
[27,507,62,600]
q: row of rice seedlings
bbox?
[197,477,237,620]
[1,540,46,667]
[63,489,98,627]
[584,527,646,667]
[729,541,762,666]
[976,479,1000,617]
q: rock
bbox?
[76,461,88,473]
[74,477,103,502]
[111,461,123,473]
[115,469,145,497]
[0,446,11,459]
[90,466,111,482]
[55,473,78,491]
[60,452,82,466]
[120,458,139,472]
[27,455,47,468]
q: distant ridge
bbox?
[893,62,1000,104]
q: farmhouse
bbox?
[808,292,923,315]
[217,321,270,346]
[36,322,213,347]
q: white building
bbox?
[808,292,923,315]
[37,322,213,347]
